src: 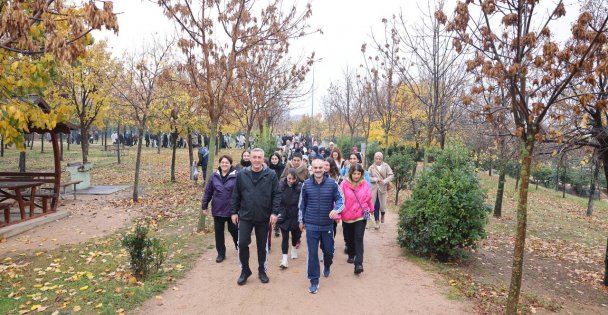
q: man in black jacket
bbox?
[231,148,281,285]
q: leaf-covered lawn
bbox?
[0,143,233,314]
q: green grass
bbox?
[0,143,232,314]
[0,200,210,314]
[395,171,604,314]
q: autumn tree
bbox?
[442,1,608,313]
[113,39,172,202]
[322,68,366,142]
[157,0,315,231]
[387,1,468,149]
[230,45,311,149]
[553,0,608,286]
[0,0,118,148]
[361,26,401,153]
[47,41,118,164]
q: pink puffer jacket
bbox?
[339,179,374,222]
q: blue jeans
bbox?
[306,224,334,285]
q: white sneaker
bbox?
[280,254,288,269]
[291,247,298,259]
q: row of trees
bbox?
[293,1,608,313]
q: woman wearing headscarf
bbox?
[368,152,394,229]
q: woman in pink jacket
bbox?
[339,163,374,275]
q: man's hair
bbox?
[251,148,264,156]
[292,152,303,160]
[312,158,325,166]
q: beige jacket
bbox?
[368,162,394,195]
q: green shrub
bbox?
[397,144,489,261]
[122,224,166,279]
[387,150,417,191]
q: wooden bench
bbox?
[60,180,82,199]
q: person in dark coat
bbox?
[268,153,285,180]
[231,148,281,285]
[202,155,238,263]
[235,150,251,171]
[278,168,302,269]
[268,152,285,237]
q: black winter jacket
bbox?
[278,179,302,231]
[231,166,281,223]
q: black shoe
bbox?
[216,254,225,263]
[237,269,252,285]
[259,272,269,283]
[347,256,354,264]
[344,246,348,254]
[354,264,364,275]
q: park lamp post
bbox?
[310,57,323,138]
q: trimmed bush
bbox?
[397,144,489,261]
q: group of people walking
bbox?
[201,145,393,294]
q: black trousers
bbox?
[214,216,238,256]
[280,227,302,254]
[343,219,367,266]
[238,220,269,273]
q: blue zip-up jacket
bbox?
[298,174,344,228]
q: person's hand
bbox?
[299,223,305,231]
[329,210,338,220]
[383,179,389,185]
[269,214,278,224]
[201,209,208,216]
[231,214,239,225]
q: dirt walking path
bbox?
[136,211,473,315]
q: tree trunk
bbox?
[604,237,608,286]
[514,164,520,189]
[40,133,44,153]
[116,123,122,165]
[104,127,108,151]
[394,180,400,205]
[133,126,145,202]
[66,132,70,151]
[19,151,26,172]
[555,157,561,191]
[188,129,194,181]
[383,129,389,156]
[171,128,178,183]
[1,135,4,157]
[488,157,492,176]
[245,131,251,150]
[198,120,219,232]
[494,166,506,218]
[587,157,599,216]
[506,138,535,315]
[59,133,64,161]
[81,126,90,164]
[30,133,34,150]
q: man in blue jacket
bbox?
[231,148,281,285]
[299,158,344,294]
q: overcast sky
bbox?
[96,0,580,116]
